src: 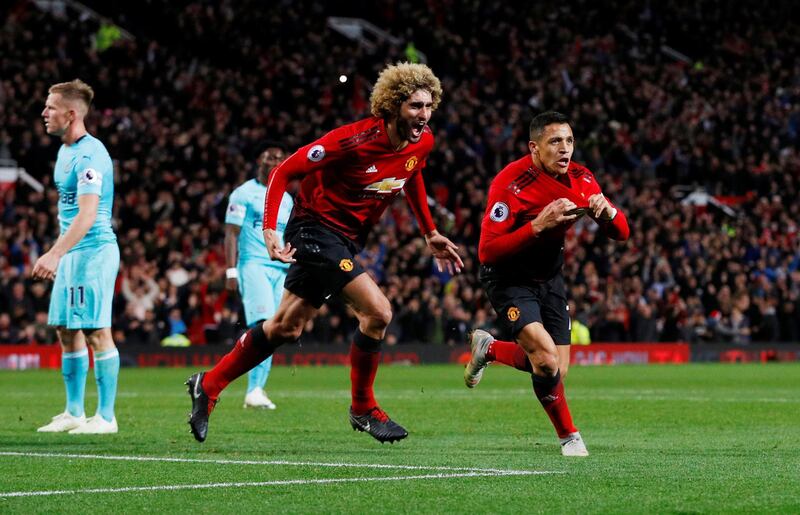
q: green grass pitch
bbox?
[1,363,799,513]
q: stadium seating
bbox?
[1,0,798,345]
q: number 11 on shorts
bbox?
[69,286,85,307]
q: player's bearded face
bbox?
[396,89,433,143]
[530,123,574,175]
[41,93,72,137]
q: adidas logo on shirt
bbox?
[365,165,378,174]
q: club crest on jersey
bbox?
[507,306,521,322]
[405,156,418,171]
[78,168,102,186]
[307,145,326,162]
[365,165,378,174]
[364,177,407,194]
[490,202,509,222]
[339,259,354,272]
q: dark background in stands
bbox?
[1,0,799,346]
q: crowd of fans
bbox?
[1,0,799,346]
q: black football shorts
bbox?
[283,217,365,308]
[479,265,571,344]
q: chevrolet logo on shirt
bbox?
[364,177,406,193]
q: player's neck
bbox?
[385,120,409,152]
[62,121,88,146]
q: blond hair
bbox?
[370,62,442,119]
[49,79,94,114]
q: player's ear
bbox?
[528,140,538,156]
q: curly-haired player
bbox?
[186,63,462,443]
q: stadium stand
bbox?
[1,0,799,345]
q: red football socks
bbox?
[488,340,533,373]
[490,340,577,437]
[350,331,382,414]
[202,324,275,401]
[532,371,578,438]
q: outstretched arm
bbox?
[404,171,463,273]
[262,129,350,261]
[402,171,436,235]
[224,224,241,291]
[260,144,318,263]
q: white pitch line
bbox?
[0,470,550,498]
[4,394,800,404]
[0,451,551,475]
[577,394,800,404]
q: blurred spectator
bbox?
[121,267,160,321]
[569,301,591,345]
[714,292,752,344]
[166,307,187,337]
[630,302,658,343]
[397,298,429,343]
[0,313,25,343]
[7,281,35,326]
[2,0,800,345]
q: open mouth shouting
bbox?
[409,120,426,142]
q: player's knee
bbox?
[56,327,80,349]
[84,328,114,351]
[55,327,71,343]
[559,361,570,379]
[530,351,559,377]
[270,319,304,343]
[364,305,392,332]
[371,309,393,332]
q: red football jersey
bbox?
[263,117,436,244]
[479,155,629,281]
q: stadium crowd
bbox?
[1,0,800,346]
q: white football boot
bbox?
[464,330,494,388]
[560,432,589,457]
[243,387,277,409]
[68,415,118,434]
[37,412,86,433]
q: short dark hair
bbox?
[529,111,570,141]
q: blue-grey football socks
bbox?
[93,348,119,422]
[62,349,89,417]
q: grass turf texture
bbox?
[1,363,799,513]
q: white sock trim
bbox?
[62,349,89,359]
[94,349,120,361]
